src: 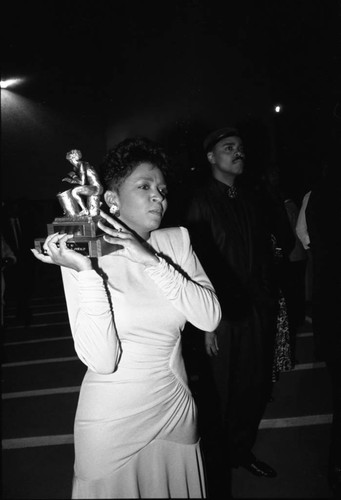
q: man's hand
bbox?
[205,331,219,357]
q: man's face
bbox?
[207,136,245,179]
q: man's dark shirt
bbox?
[185,178,275,321]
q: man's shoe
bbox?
[241,458,277,478]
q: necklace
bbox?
[226,185,238,198]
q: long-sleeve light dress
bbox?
[61,226,221,499]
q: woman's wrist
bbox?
[143,254,160,268]
[74,260,93,272]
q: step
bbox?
[2,360,86,393]
[231,424,331,498]
[2,393,79,440]
[263,366,332,419]
[3,337,74,363]
[2,445,74,499]
[294,331,315,364]
[3,323,71,344]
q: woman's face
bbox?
[114,162,168,239]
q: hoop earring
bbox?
[109,204,120,217]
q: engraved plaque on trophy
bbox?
[34,149,107,257]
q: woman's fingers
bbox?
[32,233,92,271]
[98,221,127,244]
[40,233,74,260]
[43,232,72,254]
[98,210,154,265]
[43,232,60,255]
[31,248,54,264]
[58,233,74,249]
[99,210,126,233]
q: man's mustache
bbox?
[233,152,245,161]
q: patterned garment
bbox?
[271,234,293,382]
[272,290,293,382]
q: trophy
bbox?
[34,149,107,257]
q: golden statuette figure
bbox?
[34,150,107,257]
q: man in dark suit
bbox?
[184,127,278,481]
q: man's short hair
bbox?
[203,126,241,153]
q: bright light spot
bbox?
[274,105,282,113]
[0,78,22,89]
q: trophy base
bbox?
[48,215,102,237]
[34,236,108,258]
[34,215,123,258]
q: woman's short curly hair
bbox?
[100,137,170,191]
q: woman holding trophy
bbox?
[32,136,221,499]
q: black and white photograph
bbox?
[2,1,340,498]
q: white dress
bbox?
[61,226,221,499]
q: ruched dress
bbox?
[61,226,221,498]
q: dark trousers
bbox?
[198,307,276,466]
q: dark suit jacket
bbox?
[184,178,276,321]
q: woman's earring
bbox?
[109,204,120,217]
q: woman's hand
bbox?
[98,210,159,267]
[31,233,92,272]
[205,331,219,357]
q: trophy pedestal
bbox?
[34,215,107,257]
[33,150,112,259]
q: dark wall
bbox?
[1,90,106,202]
[2,1,338,207]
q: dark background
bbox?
[2,0,340,206]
